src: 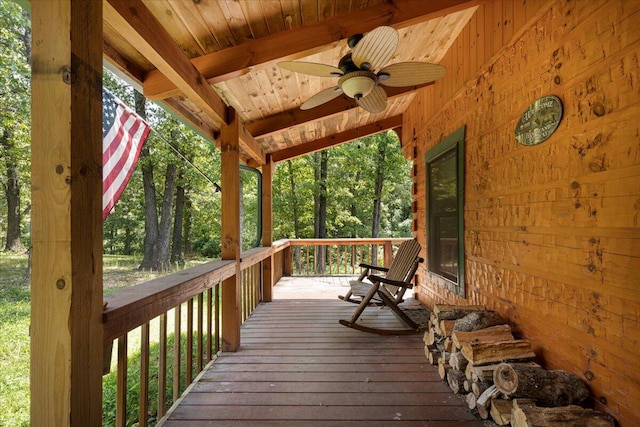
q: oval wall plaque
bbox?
[515,95,563,146]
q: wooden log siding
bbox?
[403,1,640,426]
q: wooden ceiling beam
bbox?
[104,0,266,165]
[142,0,477,100]
[104,0,227,125]
[271,115,403,163]
[103,41,146,89]
[247,84,430,139]
[239,122,266,165]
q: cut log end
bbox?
[494,363,519,394]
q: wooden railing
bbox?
[102,247,271,427]
[101,239,408,426]
[271,238,411,277]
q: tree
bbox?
[0,2,30,252]
[271,131,413,243]
[171,163,186,267]
[371,133,388,239]
[138,97,179,272]
[313,151,328,272]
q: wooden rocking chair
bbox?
[339,239,427,334]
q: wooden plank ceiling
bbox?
[103,0,479,166]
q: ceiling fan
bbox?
[278,26,447,114]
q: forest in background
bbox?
[0,0,413,272]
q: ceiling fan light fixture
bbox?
[338,71,377,100]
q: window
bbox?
[426,126,465,297]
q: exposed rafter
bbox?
[142,0,477,100]
[247,84,430,139]
[271,115,403,163]
[104,0,227,125]
[104,0,266,165]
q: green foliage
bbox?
[272,131,413,239]
[0,252,213,426]
[0,0,31,249]
[192,235,220,258]
[102,332,200,427]
[103,70,224,258]
[0,252,29,427]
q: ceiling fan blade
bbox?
[300,86,344,110]
[278,61,343,77]
[351,26,399,71]
[356,85,387,114]
[378,62,447,87]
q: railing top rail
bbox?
[286,238,411,245]
[103,259,235,342]
[271,239,291,250]
[240,246,272,270]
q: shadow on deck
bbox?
[159,277,484,426]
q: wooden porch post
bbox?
[261,154,274,302]
[31,1,104,425]
[384,241,393,267]
[221,108,241,351]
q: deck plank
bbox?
[158,277,484,426]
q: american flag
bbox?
[102,89,151,220]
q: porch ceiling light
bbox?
[338,71,377,100]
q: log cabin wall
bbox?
[402,1,639,426]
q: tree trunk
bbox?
[286,160,301,271]
[350,171,360,238]
[371,137,386,239]
[314,151,328,273]
[156,163,177,271]
[370,138,387,265]
[183,195,193,256]
[1,128,24,252]
[137,92,160,270]
[171,178,185,267]
[124,226,132,255]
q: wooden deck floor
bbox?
[160,277,485,426]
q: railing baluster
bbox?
[255,263,260,308]
[214,285,220,354]
[158,313,167,418]
[207,288,213,362]
[139,322,150,427]
[116,335,127,427]
[241,269,246,321]
[247,269,251,319]
[186,298,194,384]
[173,304,181,403]
[245,269,250,320]
[305,245,309,275]
[197,293,204,372]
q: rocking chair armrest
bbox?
[358,263,389,273]
[367,274,414,289]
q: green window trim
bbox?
[425,125,465,297]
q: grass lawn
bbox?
[0,252,208,427]
[0,253,30,427]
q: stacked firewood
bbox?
[423,304,616,427]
